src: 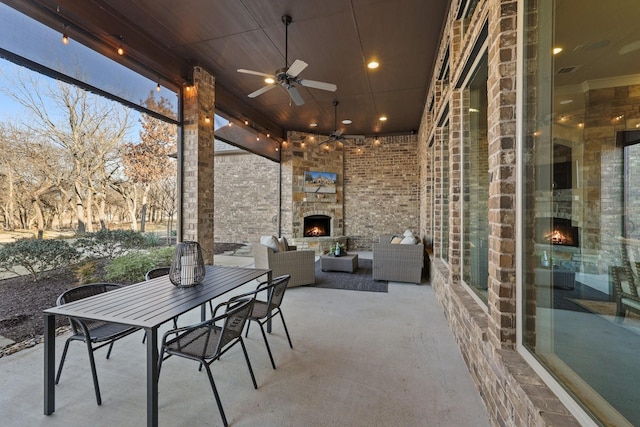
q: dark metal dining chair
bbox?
[158,296,257,427]
[142,267,177,343]
[55,283,140,405]
[241,274,293,369]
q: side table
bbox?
[320,253,359,273]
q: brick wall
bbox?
[419,0,580,425]
[213,141,279,244]
[344,134,420,250]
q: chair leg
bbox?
[142,331,147,343]
[85,340,102,405]
[239,338,258,389]
[279,310,293,349]
[106,341,115,359]
[258,322,276,369]
[244,320,251,338]
[55,338,72,384]
[203,363,228,427]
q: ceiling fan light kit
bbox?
[317,100,365,146]
[237,14,337,106]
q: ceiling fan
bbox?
[237,15,337,106]
[317,101,365,146]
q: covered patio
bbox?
[1,253,489,426]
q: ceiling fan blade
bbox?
[343,134,366,139]
[298,79,337,92]
[333,130,343,137]
[286,59,308,78]
[286,85,305,106]
[237,68,274,78]
[248,84,277,98]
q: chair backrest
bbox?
[145,266,170,281]
[215,297,254,355]
[56,283,123,335]
[263,275,291,310]
[610,265,638,298]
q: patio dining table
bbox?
[43,265,271,427]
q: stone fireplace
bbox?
[280,131,347,253]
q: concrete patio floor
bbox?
[0,252,490,426]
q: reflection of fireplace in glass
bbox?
[304,215,331,237]
[535,218,579,247]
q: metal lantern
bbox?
[169,241,206,287]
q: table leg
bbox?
[146,327,159,427]
[44,314,56,415]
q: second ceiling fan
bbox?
[238,15,337,106]
[317,101,365,146]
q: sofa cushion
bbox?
[390,236,403,244]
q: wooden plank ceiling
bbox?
[5,0,450,139]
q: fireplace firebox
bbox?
[304,215,331,237]
[535,217,579,247]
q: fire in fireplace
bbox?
[304,215,331,237]
[535,217,579,247]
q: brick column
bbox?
[182,66,215,263]
[486,0,518,349]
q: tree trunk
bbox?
[140,184,150,232]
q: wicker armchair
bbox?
[373,235,424,284]
[609,263,640,323]
[253,244,315,287]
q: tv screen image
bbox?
[304,171,337,194]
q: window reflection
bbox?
[522,1,640,424]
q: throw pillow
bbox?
[400,235,417,244]
[260,235,280,251]
[390,236,403,244]
[277,236,289,251]
[403,229,413,237]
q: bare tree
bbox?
[1,70,132,234]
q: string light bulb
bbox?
[117,45,124,55]
[156,83,161,92]
[205,115,211,124]
[244,119,249,126]
[61,33,69,45]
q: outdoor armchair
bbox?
[54,283,141,405]
[237,275,293,369]
[158,297,257,427]
[253,243,315,287]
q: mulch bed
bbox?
[0,242,245,356]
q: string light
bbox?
[117,45,124,55]
[156,83,161,92]
[61,32,69,45]
[205,115,211,124]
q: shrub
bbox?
[104,246,175,284]
[73,259,100,285]
[75,229,149,260]
[0,238,81,282]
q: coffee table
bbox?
[320,253,359,273]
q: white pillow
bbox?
[403,229,413,237]
[260,235,280,251]
[400,235,417,244]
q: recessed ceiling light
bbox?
[264,77,275,84]
[310,123,318,127]
[379,116,387,121]
[342,119,352,125]
[367,61,379,69]
[553,47,563,55]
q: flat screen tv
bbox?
[304,171,337,194]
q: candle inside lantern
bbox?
[181,255,196,286]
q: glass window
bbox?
[0,3,178,121]
[521,1,640,424]
[440,123,450,262]
[462,51,488,301]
